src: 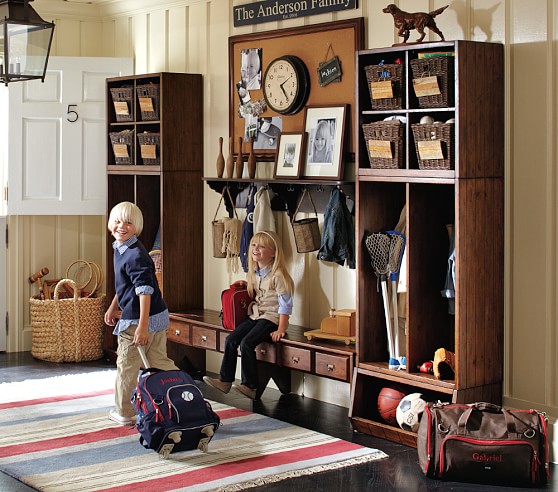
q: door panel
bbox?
[6,56,133,215]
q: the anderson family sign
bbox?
[233,0,358,27]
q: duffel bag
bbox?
[417,401,550,487]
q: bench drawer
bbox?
[280,346,311,372]
[168,320,190,345]
[192,326,217,351]
[256,342,277,363]
[315,352,350,381]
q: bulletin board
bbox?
[229,17,364,162]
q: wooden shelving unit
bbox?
[349,41,504,447]
[104,72,204,357]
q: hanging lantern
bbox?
[0,0,55,85]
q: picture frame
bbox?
[273,132,306,179]
[302,105,347,180]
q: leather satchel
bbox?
[417,401,550,487]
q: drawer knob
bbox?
[292,356,300,363]
[327,363,335,371]
[201,335,207,342]
[174,329,181,336]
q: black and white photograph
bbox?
[273,132,306,179]
[302,105,347,179]
[240,48,262,90]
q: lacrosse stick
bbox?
[365,232,399,369]
[387,230,406,369]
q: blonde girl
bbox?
[204,231,294,400]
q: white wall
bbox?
[25,0,558,459]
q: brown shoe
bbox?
[203,376,232,393]
[232,383,256,400]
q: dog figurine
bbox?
[383,4,448,44]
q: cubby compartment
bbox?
[349,368,454,447]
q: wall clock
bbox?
[263,55,310,115]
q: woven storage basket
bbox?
[30,279,105,363]
[136,83,160,121]
[110,129,135,165]
[411,122,454,170]
[149,249,162,292]
[109,86,134,122]
[362,121,404,169]
[410,57,454,108]
[291,189,321,253]
[138,132,160,165]
[364,63,403,110]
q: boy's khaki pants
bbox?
[114,326,178,418]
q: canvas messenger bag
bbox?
[417,401,550,487]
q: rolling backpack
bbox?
[220,282,253,330]
[131,347,221,458]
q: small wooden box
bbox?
[320,309,356,337]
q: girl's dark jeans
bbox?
[219,317,277,389]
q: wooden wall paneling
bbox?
[133,13,149,74]
[149,10,167,72]
[113,17,132,58]
[168,6,187,73]
[80,21,103,57]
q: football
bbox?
[396,393,427,432]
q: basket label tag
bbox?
[368,140,393,159]
[418,140,444,160]
[141,144,157,160]
[139,97,154,113]
[114,101,129,115]
[113,144,129,158]
[413,76,441,97]
[371,80,393,100]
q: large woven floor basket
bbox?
[30,279,106,363]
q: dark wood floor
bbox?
[0,352,555,491]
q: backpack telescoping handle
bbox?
[137,345,150,369]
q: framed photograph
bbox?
[273,132,306,179]
[302,105,347,180]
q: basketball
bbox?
[377,386,406,425]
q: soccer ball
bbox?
[396,393,427,432]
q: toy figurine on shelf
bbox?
[383,4,448,44]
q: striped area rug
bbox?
[0,371,387,491]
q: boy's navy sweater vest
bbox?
[114,240,167,320]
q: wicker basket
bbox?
[109,129,135,165]
[364,63,403,110]
[30,279,105,363]
[362,121,404,169]
[411,122,454,170]
[138,132,160,165]
[410,57,454,108]
[136,83,160,121]
[109,86,134,122]
[149,249,162,292]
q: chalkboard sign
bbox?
[318,56,342,87]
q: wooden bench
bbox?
[166,309,356,399]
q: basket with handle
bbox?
[30,279,106,363]
[362,121,404,169]
[136,83,160,121]
[364,63,404,110]
[109,85,134,122]
[410,56,454,109]
[411,122,454,170]
[291,189,321,253]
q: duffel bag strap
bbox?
[457,402,516,437]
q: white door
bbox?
[4,56,133,215]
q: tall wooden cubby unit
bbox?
[349,41,504,446]
[104,72,204,357]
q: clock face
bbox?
[263,55,309,115]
